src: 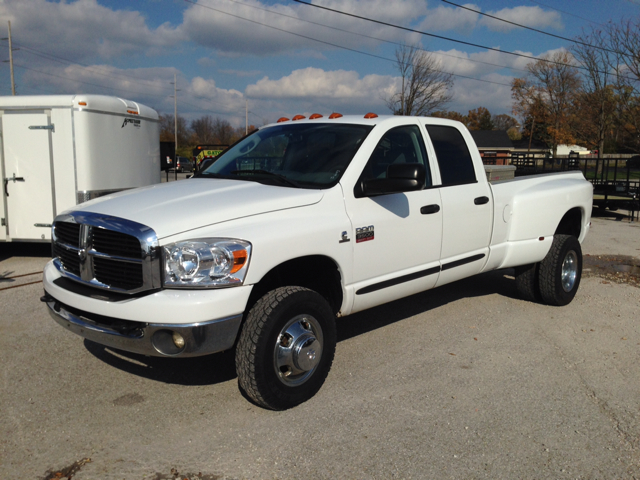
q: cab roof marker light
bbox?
[292,115,306,121]
[309,113,323,119]
[329,112,343,119]
[364,112,378,118]
[277,117,290,123]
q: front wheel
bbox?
[539,234,582,306]
[235,286,336,410]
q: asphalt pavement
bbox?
[0,209,638,479]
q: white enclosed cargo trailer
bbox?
[0,94,160,242]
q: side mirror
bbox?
[358,163,426,197]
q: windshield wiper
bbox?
[229,169,301,188]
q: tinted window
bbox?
[199,123,372,188]
[359,125,431,187]
[426,125,476,186]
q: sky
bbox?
[0,0,638,128]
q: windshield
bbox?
[197,123,373,188]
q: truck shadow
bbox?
[0,242,51,261]
[84,269,519,386]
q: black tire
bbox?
[538,235,582,306]
[235,286,336,410]
[515,263,541,302]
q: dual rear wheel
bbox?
[515,234,582,306]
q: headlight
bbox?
[163,239,251,288]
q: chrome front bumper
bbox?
[42,293,243,357]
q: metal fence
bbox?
[511,153,640,219]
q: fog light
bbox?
[172,332,185,349]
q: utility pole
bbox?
[2,21,17,95]
[245,99,248,135]
[170,73,180,180]
[8,21,15,95]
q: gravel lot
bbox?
[0,208,638,479]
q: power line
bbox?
[293,0,640,83]
[292,0,590,71]
[186,0,513,87]
[527,0,607,27]
[219,0,530,74]
[441,0,623,56]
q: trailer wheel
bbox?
[515,263,541,302]
[235,286,336,410]
[538,235,582,306]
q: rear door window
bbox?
[425,125,477,186]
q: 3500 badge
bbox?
[356,225,374,243]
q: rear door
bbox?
[422,124,493,287]
[2,112,55,241]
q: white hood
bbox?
[73,178,324,238]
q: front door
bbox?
[345,124,443,313]
[3,112,55,241]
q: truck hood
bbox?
[73,179,324,239]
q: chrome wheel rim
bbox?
[561,250,578,292]
[274,314,323,387]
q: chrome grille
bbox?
[51,212,160,294]
[54,222,80,247]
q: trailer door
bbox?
[2,112,55,241]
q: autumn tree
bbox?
[512,51,581,155]
[385,44,454,116]
[159,113,191,146]
[572,28,617,156]
[466,107,494,130]
[431,110,467,123]
[492,114,519,131]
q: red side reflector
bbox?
[364,112,378,118]
[309,113,323,119]
[292,115,306,121]
[329,112,343,119]
[539,237,544,241]
[277,117,290,123]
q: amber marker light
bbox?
[231,250,248,274]
[329,112,343,119]
[277,117,290,123]
[364,112,378,118]
[309,113,323,119]
[292,115,306,121]
[78,101,87,106]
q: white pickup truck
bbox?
[42,114,593,410]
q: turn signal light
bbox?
[231,250,248,274]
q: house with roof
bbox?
[469,130,514,165]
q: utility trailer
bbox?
[0,94,160,242]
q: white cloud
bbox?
[418,3,479,33]
[181,0,430,56]
[479,6,562,33]
[246,67,395,100]
[1,0,183,61]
